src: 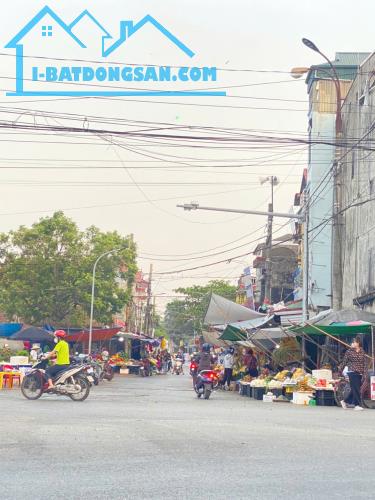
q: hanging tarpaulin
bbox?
[219,325,248,341]
[288,323,372,336]
[202,330,229,347]
[204,293,265,326]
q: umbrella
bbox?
[11,326,54,342]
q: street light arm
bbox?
[302,38,342,134]
[177,203,304,220]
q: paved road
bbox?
[1,371,374,499]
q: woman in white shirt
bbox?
[221,347,234,389]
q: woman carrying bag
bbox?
[339,335,368,411]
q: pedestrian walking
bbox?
[221,347,234,390]
[339,335,368,411]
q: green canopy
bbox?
[219,325,247,341]
[288,324,372,336]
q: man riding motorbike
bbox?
[193,344,214,385]
[44,330,70,390]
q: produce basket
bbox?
[245,384,252,397]
[315,389,336,406]
[253,387,265,400]
[240,383,250,396]
[268,388,283,398]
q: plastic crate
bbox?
[269,388,283,398]
[315,389,336,406]
[239,383,247,396]
[253,387,266,400]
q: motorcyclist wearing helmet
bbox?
[175,350,184,362]
[198,343,214,372]
[45,330,70,389]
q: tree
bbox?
[164,280,236,343]
[0,212,137,325]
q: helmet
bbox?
[54,330,67,338]
[202,343,211,353]
[228,347,235,354]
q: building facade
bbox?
[253,235,298,306]
[338,52,375,310]
[305,53,368,311]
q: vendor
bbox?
[243,348,259,377]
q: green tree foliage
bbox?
[164,280,237,342]
[0,212,137,325]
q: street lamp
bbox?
[88,246,128,354]
[299,38,342,134]
[302,37,319,53]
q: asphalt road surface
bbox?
[1,370,374,500]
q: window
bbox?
[42,25,53,37]
[368,248,375,289]
[351,152,356,179]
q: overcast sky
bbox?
[1,0,374,312]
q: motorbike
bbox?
[100,360,114,381]
[194,370,219,400]
[71,355,99,386]
[140,358,152,377]
[21,358,90,401]
[189,361,199,378]
[173,359,184,375]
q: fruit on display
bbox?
[250,378,266,387]
[291,368,305,380]
[268,379,283,389]
[274,370,289,381]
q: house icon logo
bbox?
[5,6,225,97]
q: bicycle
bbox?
[333,372,375,409]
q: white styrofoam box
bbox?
[263,394,275,403]
[10,356,29,365]
[120,368,129,375]
[292,391,314,405]
[312,369,332,381]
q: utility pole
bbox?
[261,176,278,304]
[144,263,153,336]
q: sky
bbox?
[1,0,374,313]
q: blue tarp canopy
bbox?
[0,323,22,338]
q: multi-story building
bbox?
[304,52,369,311]
[253,234,298,306]
[337,51,375,310]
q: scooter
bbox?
[189,361,198,378]
[194,370,219,400]
[71,354,99,386]
[21,357,90,401]
[174,359,184,375]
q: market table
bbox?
[119,364,142,375]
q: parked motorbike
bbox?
[71,355,99,386]
[21,358,90,401]
[194,370,219,400]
